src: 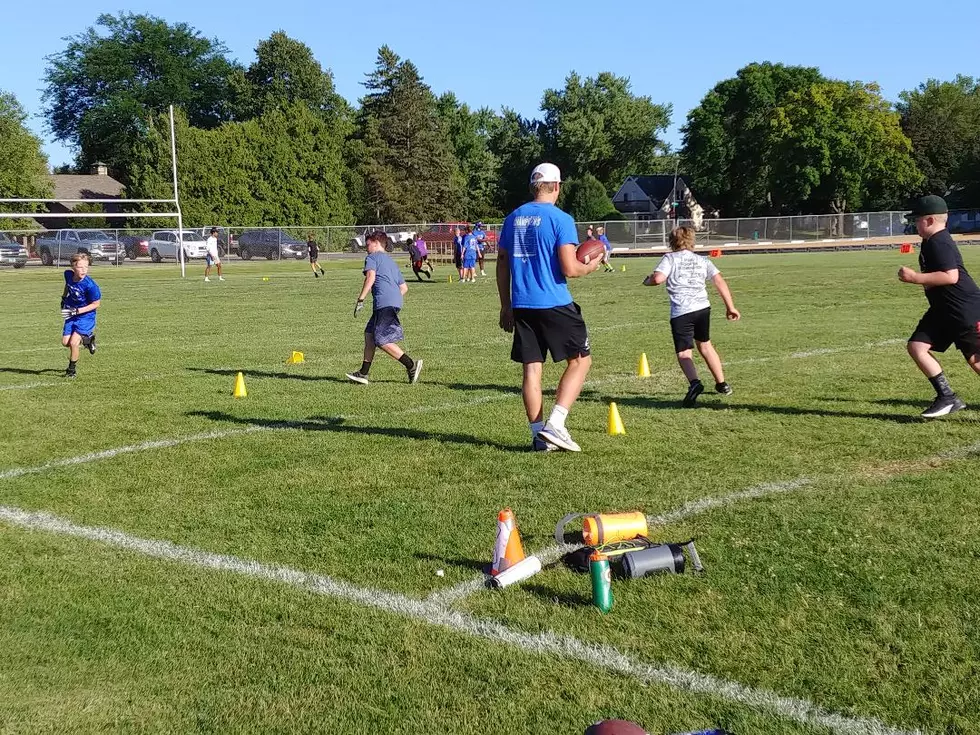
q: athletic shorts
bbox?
[63,315,96,338]
[462,256,477,269]
[309,253,319,263]
[909,308,980,358]
[454,254,462,269]
[511,303,590,364]
[206,253,220,267]
[670,307,711,352]
[366,306,404,346]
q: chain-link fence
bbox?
[5,210,974,269]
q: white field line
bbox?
[0,505,924,735]
[0,381,61,392]
[0,427,269,482]
[725,338,903,367]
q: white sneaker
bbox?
[204,277,211,282]
[538,423,581,452]
[481,270,486,276]
[218,276,226,281]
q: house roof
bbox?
[49,174,125,202]
[626,175,693,204]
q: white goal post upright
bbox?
[0,104,186,275]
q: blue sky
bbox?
[4,0,974,168]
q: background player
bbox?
[59,252,101,378]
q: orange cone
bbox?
[491,508,526,576]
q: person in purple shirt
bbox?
[407,236,433,281]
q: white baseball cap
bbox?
[529,162,562,184]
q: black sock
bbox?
[929,372,954,397]
[360,361,372,375]
[398,354,415,370]
[68,360,77,370]
[690,378,703,386]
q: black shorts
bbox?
[511,303,591,364]
[909,308,980,358]
[309,253,318,263]
[670,307,711,352]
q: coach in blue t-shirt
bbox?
[496,162,601,453]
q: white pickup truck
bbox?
[36,230,125,266]
[348,229,417,252]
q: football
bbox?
[576,239,605,264]
[584,720,648,735]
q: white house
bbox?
[612,175,705,227]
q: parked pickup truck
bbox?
[0,232,28,268]
[36,229,124,266]
[348,229,416,252]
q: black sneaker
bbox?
[921,394,966,419]
[85,334,96,355]
[408,359,423,384]
[715,381,732,395]
[682,380,705,407]
[314,271,320,278]
[346,371,369,385]
[64,367,77,379]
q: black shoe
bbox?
[408,359,423,384]
[921,394,966,419]
[715,381,732,395]
[314,271,320,278]
[86,334,96,355]
[64,368,76,379]
[346,371,369,385]
[682,380,704,407]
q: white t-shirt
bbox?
[654,249,720,318]
[206,235,219,259]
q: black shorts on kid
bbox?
[909,308,980,358]
[670,307,711,352]
[511,303,591,364]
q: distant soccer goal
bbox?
[0,105,192,276]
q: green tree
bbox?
[66,202,109,229]
[354,46,460,223]
[540,72,671,193]
[681,63,825,215]
[897,76,980,205]
[0,92,54,226]
[236,31,347,121]
[42,12,238,176]
[437,94,502,220]
[769,81,922,214]
[486,109,543,214]
[561,173,618,221]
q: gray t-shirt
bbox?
[654,249,720,318]
[365,251,405,310]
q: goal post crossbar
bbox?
[0,212,180,220]
[0,198,176,204]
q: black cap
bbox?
[907,195,948,219]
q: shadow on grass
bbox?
[186,367,351,384]
[0,367,64,376]
[187,410,528,452]
[425,381,523,396]
[817,396,931,408]
[414,551,489,574]
[585,394,923,425]
[522,583,592,609]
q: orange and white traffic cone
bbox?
[491,508,526,576]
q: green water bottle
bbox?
[590,550,613,613]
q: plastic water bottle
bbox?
[590,550,613,613]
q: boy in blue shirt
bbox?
[59,252,101,378]
[473,221,488,276]
[346,230,423,385]
[452,226,464,282]
[596,225,615,273]
[461,227,479,283]
[497,163,601,452]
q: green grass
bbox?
[1,251,978,734]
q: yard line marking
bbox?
[0,427,270,482]
[0,381,60,392]
[0,505,924,735]
[726,338,903,366]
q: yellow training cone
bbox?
[637,352,651,378]
[607,402,626,435]
[233,372,247,398]
[448,275,453,283]
[287,351,305,364]
[621,264,626,272]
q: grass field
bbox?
[1,249,978,735]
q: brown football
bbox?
[576,239,605,264]
[584,719,648,735]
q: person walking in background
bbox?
[204,228,225,282]
[453,226,464,282]
[473,221,488,276]
[308,233,325,278]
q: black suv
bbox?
[237,229,306,260]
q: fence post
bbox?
[735,217,740,243]
[789,216,793,241]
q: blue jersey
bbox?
[62,271,101,310]
[364,251,405,310]
[473,228,487,252]
[600,234,612,252]
[462,234,479,258]
[498,202,577,309]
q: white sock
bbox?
[530,421,544,441]
[547,405,569,431]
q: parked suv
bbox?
[148,230,209,262]
[192,227,236,254]
[237,229,306,260]
[0,232,28,268]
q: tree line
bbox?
[0,12,978,227]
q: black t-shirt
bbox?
[308,241,318,258]
[919,229,980,321]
